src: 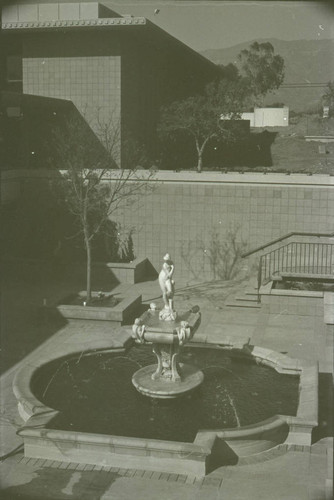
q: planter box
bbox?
[94,257,152,284]
[57,293,142,324]
[260,282,324,316]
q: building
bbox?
[1,2,220,165]
[221,107,289,128]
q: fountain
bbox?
[12,252,317,476]
[131,254,204,398]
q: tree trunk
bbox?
[85,237,92,303]
[197,153,203,173]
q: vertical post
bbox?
[257,256,262,304]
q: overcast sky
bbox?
[106,1,334,51]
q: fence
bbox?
[257,242,334,300]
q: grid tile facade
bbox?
[23,54,121,132]
[115,181,334,281]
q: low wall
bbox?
[95,257,152,284]
[1,257,152,290]
[106,171,334,281]
[2,170,334,281]
[19,427,209,476]
[57,294,142,324]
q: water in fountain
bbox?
[31,345,299,443]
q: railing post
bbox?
[257,256,263,304]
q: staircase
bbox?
[225,289,262,309]
[241,232,334,304]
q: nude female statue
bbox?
[158,253,176,320]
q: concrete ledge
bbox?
[324,292,334,324]
[57,294,142,324]
[18,421,210,476]
[13,341,318,475]
[2,168,334,185]
[260,281,324,298]
[95,257,151,284]
[260,283,325,317]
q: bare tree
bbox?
[52,111,154,302]
[195,225,248,281]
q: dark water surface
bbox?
[32,346,299,442]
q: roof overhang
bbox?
[2,16,147,32]
[1,2,145,32]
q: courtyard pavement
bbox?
[0,269,333,500]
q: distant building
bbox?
[221,107,289,128]
[1,1,220,165]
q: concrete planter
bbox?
[57,293,142,324]
[94,257,151,284]
[260,281,325,316]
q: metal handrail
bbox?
[256,241,334,303]
[242,231,334,258]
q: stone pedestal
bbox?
[131,308,203,399]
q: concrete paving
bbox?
[0,272,333,499]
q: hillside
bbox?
[201,38,334,112]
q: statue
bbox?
[131,253,203,397]
[158,253,176,321]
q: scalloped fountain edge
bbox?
[13,338,318,476]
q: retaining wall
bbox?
[115,172,334,280]
[2,170,334,281]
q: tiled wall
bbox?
[112,176,334,281]
[23,54,121,133]
[2,170,333,282]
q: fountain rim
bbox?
[13,339,318,475]
[13,339,317,436]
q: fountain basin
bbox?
[13,340,318,476]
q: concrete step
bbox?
[235,296,260,303]
[245,290,259,296]
[225,300,262,309]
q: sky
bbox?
[105,1,334,51]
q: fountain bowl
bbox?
[132,363,204,399]
[131,307,203,398]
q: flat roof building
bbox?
[1,2,220,165]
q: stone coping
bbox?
[2,168,334,186]
[14,334,318,470]
[18,424,208,457]
[324,292,334,324]
[97,257,148,270]
[260,281,324,298]
[2,255,145,268]
[57,293,142,323]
